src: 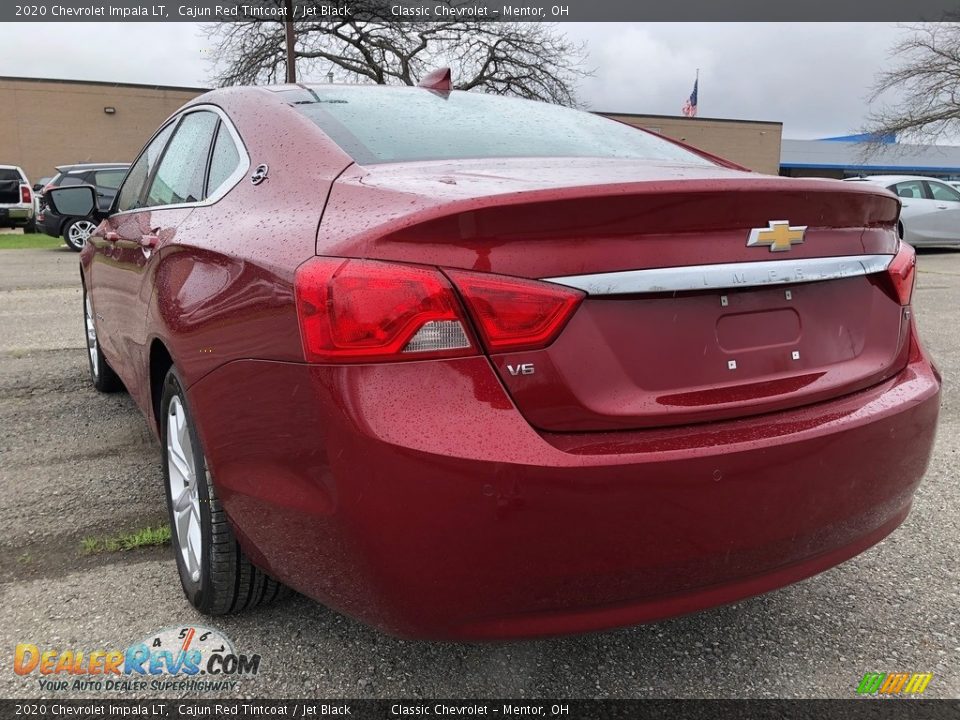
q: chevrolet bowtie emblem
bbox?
[747,221,806,252]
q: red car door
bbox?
[93,110,220,414]
[89,121,175,374]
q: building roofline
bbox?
[781,162,960,173]
[0,75,209,94]
[596,111,782,127]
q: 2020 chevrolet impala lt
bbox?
[46,81,941,640]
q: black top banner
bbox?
[5,0,960,22]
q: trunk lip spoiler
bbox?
[543,254,894,296]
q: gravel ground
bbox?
[0,246,958,700]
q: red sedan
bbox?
[46,83,940,640]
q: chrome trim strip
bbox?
[111,104,250,218]
[543,254,894,295]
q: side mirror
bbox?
[45,185,98,218]
[32,183,43,192]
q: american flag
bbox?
[682,77,698,118]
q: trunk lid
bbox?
[490,269,908,431]
[326,158,905,431]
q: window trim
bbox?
[112,104,250,218]
[202,119,222,199]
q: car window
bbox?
[891,181,925,200]
[291,87,714,166]
[116,122,176,212]
[93,170,126,191]
[0,169,20,183]
[205,122,242,197]
[144,111,218,208]
[926,181,960,202]
[60,176,85,187]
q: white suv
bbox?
[0,165,36,232]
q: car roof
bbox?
[55,163,129,173]
[0,165,24,171]
[845,174,952,185]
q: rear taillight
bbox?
[886,242,916,306]
[295,258,476,363]
[20,185,31,204]
[446,269,584,353]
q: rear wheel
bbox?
[64,218,96,251]
[160,368,287,614]
[83,288,122,393]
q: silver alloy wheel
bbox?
[68,220,96,248]
[84,294,99,378]
[167,396,203,583]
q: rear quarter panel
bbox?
[111,89,355,432]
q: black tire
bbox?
[63,217,97,252]
[160,367,287,615]
[83,286,123,393]
[23,218,37,234]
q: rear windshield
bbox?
[290,87,713,166]
[0,169,23,182]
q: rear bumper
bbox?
[0,206,33,224]
[41,211,63,238]
[188,334,941,640]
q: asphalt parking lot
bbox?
[0,245,958,700]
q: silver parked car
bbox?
[846,175,960,247]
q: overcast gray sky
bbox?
[0,22,910,139]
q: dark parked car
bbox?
[46,84,940,640]
[40,163,128,250]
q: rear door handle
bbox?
[937,204,949,209]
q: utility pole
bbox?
[283,0,296,83]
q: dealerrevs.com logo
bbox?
[856,672,933,696]
[14,625,261,693]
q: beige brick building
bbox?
[600,112,783,175]
[0,77,206,183]
[0,77,784,183]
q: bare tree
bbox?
[867,23,960,143]
[204,1,589,106]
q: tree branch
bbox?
[204,4,591,107]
